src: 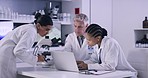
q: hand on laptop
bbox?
[77,61,88,70]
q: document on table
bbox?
[79,70,115,75]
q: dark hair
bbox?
[34,13,41,24]
[34,14,53,26]
[85,24,107,38]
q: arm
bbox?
[77,49,99,70]
[13,29,38,65]
[87,40,119,71]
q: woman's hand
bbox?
[37,55,45,62]
[76,61,88,70]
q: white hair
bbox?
[73,13,88,25]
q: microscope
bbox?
[33,38,53,66]
[52,5,59,19]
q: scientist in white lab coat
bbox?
[0,15,53,78]
[77,24,137,77]
[64,13,94,61]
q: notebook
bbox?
[51,51,79,72]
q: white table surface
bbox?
[17,62,136,78]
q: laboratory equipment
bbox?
[33,38,54,66]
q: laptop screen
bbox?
[51,51,79,72]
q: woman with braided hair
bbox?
[77,24,137,77]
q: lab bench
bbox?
[17,62,136,78]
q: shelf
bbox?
[134,29,148,41]
[0,18,72,25]
[0,18,34,23]
[134,28,148,31]
[60,21,71,25]
[52,19,72,25]
[134,28,148,48]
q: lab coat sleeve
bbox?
[86,40,119,71]
[13,29,37,66]
[63,35,72,52]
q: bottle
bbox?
[143,17,148,28]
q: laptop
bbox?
[51,51,114,75]
[51,51,79,72]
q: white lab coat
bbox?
[0,24,38,78]
[84,36,137,77]
[64,32,94,61]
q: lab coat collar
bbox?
[74,32,86,48]
[74,32,81,48]
[99,36,108,49]
[95,36,108,54]
[33,24,37,33]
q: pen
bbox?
[88,69,98,72]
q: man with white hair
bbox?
[64,13,94,61]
